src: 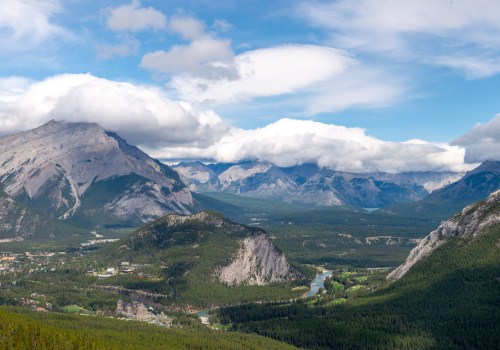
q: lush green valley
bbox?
[196,192,441,268]
[1,174,499,350]
[216,224,500,349]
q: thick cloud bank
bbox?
[147,119,471,173]
[0,74,474,173]
[452,115,500,163]
[0,74,227,148]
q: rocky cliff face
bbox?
[0,193,67,240]
[388,189,500,280]
[218,233,301,286]
[0,120,192,225]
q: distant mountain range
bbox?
[382,160,500,219]
[0,120,192,228]
[427,160,500,204]
[173,161,464,207]
[1,120,500,236]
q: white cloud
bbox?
[432,55,500,79]
[452,115,500,163]
[141,37,233,74]
[305,65,406,114]
[169,16,206,40]
[97,36,140,60]
[213,19,232,32]
[0,74,228,148]
[0,74,472,172]
[147,118,471,173]
[140,14,402,114]
[140,15,233,75]
[0,77,33,97]
[298,0,500,78]
[106,0,167,32]
[170,45,353,104]
[0,0,67,50]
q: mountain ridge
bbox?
[173,161,464,208]
[388,188,500,280]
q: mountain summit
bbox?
[0,120,192,226]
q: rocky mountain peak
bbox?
[173,162,219,192]
[0,120,192,225]
[469,160,500,174]
[218,161,274,189]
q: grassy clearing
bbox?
[331,281,344,291]
[340,271,357,279]
[346,285,366,293]
[354,276,369,282]
[330,298,347,305]
[212,323,233,330]
[62,305,88,314]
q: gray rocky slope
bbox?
[0,120,192,225]
[174,161,463,207]
[0,194,54,240]
[173,161,221,192]
[388,189,500,280]
[427,160,500,204]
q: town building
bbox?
[116,299,173,326]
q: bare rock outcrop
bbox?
[388,189,500,280]
[218,233,302,286]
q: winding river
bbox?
[194,270,333,325]
[307,270,333,297]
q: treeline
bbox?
[218,227,500,349]
[0,307,297,350]
[0,309,97,350]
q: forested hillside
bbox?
[0,307,296,350]
[219,213,500,349]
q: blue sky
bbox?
[1,0,500,171]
